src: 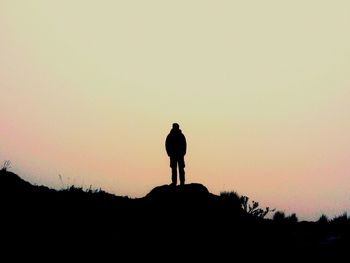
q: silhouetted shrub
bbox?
[219,191,244,214]
[239,195,274,218]
[273,211,299,223]
[1,160,11,171]
[220,191,240,203]
[62,185,104,195]
[273,211,286,222]
[286,213,298,223]
[317,214,329,224]
[331,212,349,224]
[220,191,274,218]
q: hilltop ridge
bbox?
[0,169,348,260]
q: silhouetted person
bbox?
[165,123,187,186]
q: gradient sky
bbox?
[1,1,350,221]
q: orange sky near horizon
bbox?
[1,1,350,221]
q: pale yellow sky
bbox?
[1,1,350,220]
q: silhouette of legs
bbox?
[171,167,178,185]
[179,167,185,185]
[170,157,177,186]
[170,156,185,186]
[178,156,185,185]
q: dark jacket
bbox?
[165,128,187,157]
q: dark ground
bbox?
[1,169,348,261]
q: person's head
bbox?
[172,123,180,130]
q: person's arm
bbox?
[183,134,187,155]
[165,135,170,156]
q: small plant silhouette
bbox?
[318,214,329,224]
[1,160,11,171]
[240,195,275,218]
[273,211,299,223]
[273,210,286,222]
[331,212,349,224]
[220,191,275,218]
[286,213,298,223]
[220,191,241,204]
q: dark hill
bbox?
[146,183,210,199]
[1,169,37,191]
[1,169,348,260]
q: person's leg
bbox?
[170,157,177,185]
[179,168,185,185]
[178,156,185,185]
[171,167,177,185]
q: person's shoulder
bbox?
[166,131,173,138]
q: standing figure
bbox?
[165,123,187,186]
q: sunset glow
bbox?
[1,1,350,220]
